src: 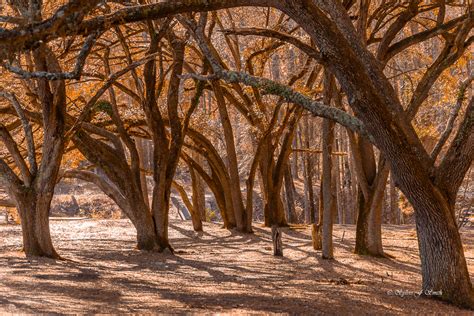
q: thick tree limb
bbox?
[0,0,101,55]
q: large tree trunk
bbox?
[367,166,389,256]
[413,193,474,307]
[351,134,386,257]
[266,187,288,227]
[358,161,389,257]
[263,108,301,228]
[70,135,159,251]
[152,173,173,252]
[278,2,474,305]
[354,184,387,257]
[12,43,68,259]
[132,203,158,250]
[15,190,59,259]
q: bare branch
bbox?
[2,31,101,80]
[385,13,471,61]
[220,28,323,63]
[431,76,474,161]
[65,52,162,138]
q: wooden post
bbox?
[272,225,283,256]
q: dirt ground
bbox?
[0,219,473,315]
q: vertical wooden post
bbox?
[272,225,283,256]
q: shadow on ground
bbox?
[0,220,471,314]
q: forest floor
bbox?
[0,219,473,315]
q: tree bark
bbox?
[173,180,202,232]
[284,166,298,223]
[136,137,150,208]
[15,189,59,258]
[414,194,474,307]
[321,119,336,259]
[190,152,207,222]
[389,172,400,224]
[303,115,316,224]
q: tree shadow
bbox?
[0,219,466,314]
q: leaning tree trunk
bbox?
[71,133,159,251]
[172,180,203,232]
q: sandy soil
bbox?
[0,219,473,315]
